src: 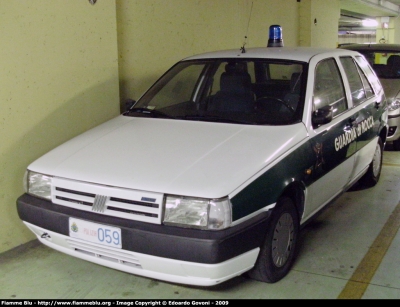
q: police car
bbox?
[17,26,388,286]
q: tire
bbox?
[393,139,400,151]
[247,196,299,283]
[360,137,383,187]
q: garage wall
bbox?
[116,0,301,108]
[0,0,120,253]
[394,18,400,43]
[310,0,341,47]
[376,16,400,44]
[298,0,341,47]
[117,0,341,107]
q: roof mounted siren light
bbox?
[267,25,283,47]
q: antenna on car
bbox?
[240,1,254,54]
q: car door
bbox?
[338,55,385,181]
[303,57,356,219]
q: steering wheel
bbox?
[255,96,295,113]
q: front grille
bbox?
[52,177,163,224]
[67,238,142,268]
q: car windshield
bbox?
[125,59,306,125]
[361,51,400,79]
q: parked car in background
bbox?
[17,26,388,287]
[339,44,400,150]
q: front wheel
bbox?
[359,137,383,187]
[247,196,299,283]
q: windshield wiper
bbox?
[181,114,257,125]
[126,108,176,119]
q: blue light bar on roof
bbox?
[267,25,283,47]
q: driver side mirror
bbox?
[312,105,333,128]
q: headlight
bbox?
[164,196,232,230]
[24,170,52,200]
[388,98,400,111]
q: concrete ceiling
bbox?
[339,0,400,31]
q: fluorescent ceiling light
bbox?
[362,19,378,27]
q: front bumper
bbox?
[17,193,271,286]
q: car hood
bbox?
[29,116,308,198]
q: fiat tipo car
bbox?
[18,27,388,286]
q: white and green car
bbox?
[18,27,388,286]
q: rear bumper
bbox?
[17,193,271,286]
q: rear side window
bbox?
[313,58,348,117]
[340,56,374,106]
[354,56,382,95]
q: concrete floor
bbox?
[1,146,399,300]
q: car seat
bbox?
[385,55,400,77]
[208,63,255,113]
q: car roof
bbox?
[339,43,400,53]
[182,46,360,62]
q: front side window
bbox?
[126,59,306,126]
[313,58,347,118]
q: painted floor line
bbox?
[337,201,400,299]
[382,163,400,167]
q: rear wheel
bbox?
[247,196,299,283]
[360,137,383,187]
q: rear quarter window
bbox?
[354,55,382,95]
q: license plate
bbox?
[69,218,122,249]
